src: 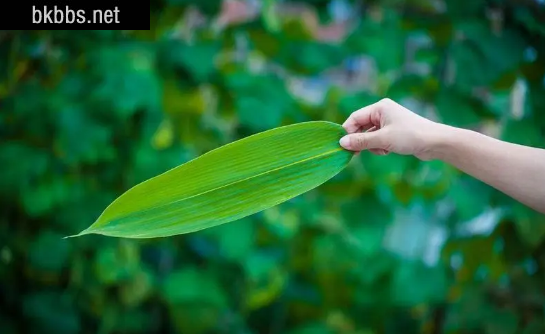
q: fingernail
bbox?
[339,136,351,149]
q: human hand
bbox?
[339,98,447,161]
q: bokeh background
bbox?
[2,0,545,333]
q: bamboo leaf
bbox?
[71,121,353,238]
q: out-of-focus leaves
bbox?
[435,87,486,127]
[244,250,287,310]
[94,242,140,285]
[346,9,405,72]
[0,143,48,195]
[208,217,256,261]
[515,7,545,37]
[23,291,80,334]
[226,71,296,130]
[162,80,207,116]
[2,2,545,333]
[501,117,544,149]
[391,261,448,306]
[21,178,83,217]
[126,143,190,185]
[0,315,17,334]
[447,175,495,222]
[28,230,70,272]
[152,118,175,149]
[283,42,347,75]
[445,287,518,334]
[451,21,525,90]
[445,0,485,17]
[162,267,227,308]
[411,159,454,199]
[522,320,545,334]
[262,0,280,33]
[341,194,392,233]
[99,306,159,334]
[387,75,438,101]
[288,322,335,334]
[159,40,220,83]
[119,266,155,307]
[362,153,414,186]
[263,205,301,239]
[166,0,221,15]
[510,202,545,249]
[338,92,379,117]
[89,45,161,117]
[55,106,114,165]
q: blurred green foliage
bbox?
[1,0,545,333]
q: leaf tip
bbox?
[63,228,93,239]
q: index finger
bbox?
[342,102,380,134]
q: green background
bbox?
[1,0,545,333]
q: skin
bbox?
[339,98,545,214]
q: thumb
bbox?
[339,131,387,151]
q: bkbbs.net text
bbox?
[32,6,120,24]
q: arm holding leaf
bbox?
[339,98,545,214]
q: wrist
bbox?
[425,123,461,161]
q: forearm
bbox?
[433,125,545,214]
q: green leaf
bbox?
[73,121,353,238]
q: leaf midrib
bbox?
[100,147,346,224]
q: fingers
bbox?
[345,126,388,155]
[342,101,381,134]
[370,148,389,155]
[339,130,386,151]
[365,127,388,155]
